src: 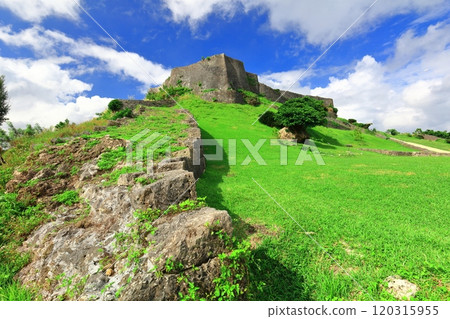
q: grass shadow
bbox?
[196,128,255,237]
[197,128,311,301]
[309,128,343,148]
[248,246,310,300]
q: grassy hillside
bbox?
[1,94,448,301]
[0,106,188,300]
[179,94,450,301]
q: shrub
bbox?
[274,97,327,131]
[258,111,280,128]
[386,128,400,136]
[55,119,70,130]
[52,190,79,206]
[108,99,123,112]
[111,108,133,120]
[238,89,261,106]
[348,119,357,124]
[332,107,338,114]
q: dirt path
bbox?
[390,138,450,154]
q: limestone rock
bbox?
[386,276,418,300]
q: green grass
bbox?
[52,190,80,206]
[179,94,450,301]
[0,105,191,300]
[0,192,47,300]
[394,134,450,152]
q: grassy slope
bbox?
[179,94,450,301]
[0,106,187,300]
[394,134,450,152]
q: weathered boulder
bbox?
[17,191,232,300]
[278,127,309,143]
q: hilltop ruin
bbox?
[150,53,335,114]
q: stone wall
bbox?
[360,148,450,157]
[158,53,336,113]
[118,99,176,109]
[15,111,241,301]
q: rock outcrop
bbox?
[152,53,335,112]
[13,109,243,300]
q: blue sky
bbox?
[0,0,449,132]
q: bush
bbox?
[238,89,261,106]
[111,108,133,120]
[258,111,280,128]
[108,99,124,112]
[55,119,70,130]
[386,128,400,136]
[348,119,357,124]
[274,97,327,131]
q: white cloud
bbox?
[0,26,170,88]
[259,69,311,93]
[163,0,240,27]
[0,25,171,128]
[308,23,450,132]
[0,0,81,22]
[162,0,450,45]
[0,56,113,128]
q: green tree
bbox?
[0,75,10,126]
[274,96,327,142]
[386,128,400,136]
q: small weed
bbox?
[84,139,100,150]
[97,147,126,171]
[70,166,79,176]
[102,166,139,187]
[135,176,156,186]
[57,274,89,300]
[164,197,206,215]
[22,179,39,188]
[52,190,79,206]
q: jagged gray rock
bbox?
[15,111,239,301]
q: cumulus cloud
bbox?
[0,0,81,22]
[162,0,450,45]
[163,0,240,27]
[0,25,170,128]
[309,23,450,132]
[259,69,311,93]
[0,56,112,128]
[0,26,170,88]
